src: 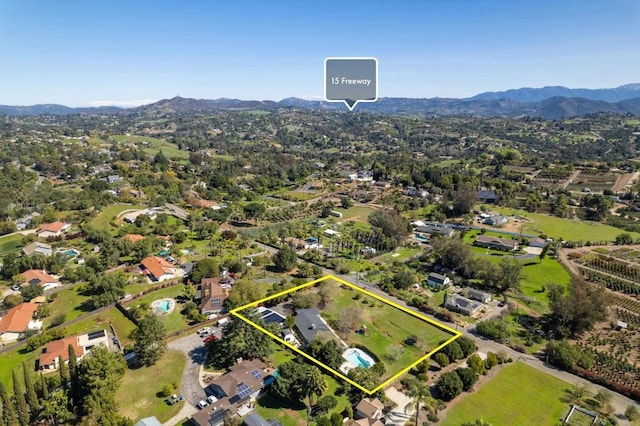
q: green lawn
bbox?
[334,206,376,222]
[65,306,137,346]
[519,258,572,304]
[44,286,93,327]
[319,280,453,383]
[489,206,640,241]
[0,346,41,391]
[111,135,189,160]
[0,233,25,255]
[116,349,186,423]
[122,285,188,334]
[279,190,322,201]
[91,204,145,230]
[442,362,572,426]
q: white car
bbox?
[207,395,218,404]
[197,327,212,336]
[197,400,208,409]
[11,285,21,292]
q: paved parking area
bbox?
[168,332,208,406]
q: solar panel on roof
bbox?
[250,369,261,380]
[87,330,106,340]
[237,383,252,400]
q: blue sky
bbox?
[1,0,639,106]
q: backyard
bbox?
[121,284,188,334]
[0,233,25,255]
[441,362,572,426]
[90,203,145,231]
[116,349,186,423]
[316,280,454,382]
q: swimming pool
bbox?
[414,234,429,242]
[341,348,376,371]
[151,298,175,315]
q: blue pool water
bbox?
[345,350,373,369]
[156,300,171,313]
[63,249,79,256]
[414,234,429,242]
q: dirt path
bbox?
[561,170,582,189]
[613,171,640,192]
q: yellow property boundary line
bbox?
[230,274,462,394]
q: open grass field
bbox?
[318,280,454,382]
[489,206,640,241]
[44,286,93,327]
[111,135,189,160]
[91,204,145,230]
[0,346,41,391]
[519,258,572,304]
[116,349,186,423]
[335,206,376,223]
[0,233,25,255]
[441,362,571,426]
[65,306,137,346]
[279,190,322,201]
[122,285,188,334]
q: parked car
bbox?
[11,285,21,291]
[207,395,218,404]
[204,335,219,344]
[197,327,212,336]
[197,400,208,409]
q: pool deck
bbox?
[151,297,177,315]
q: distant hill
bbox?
[0,104,122,116]
[3,84,640,119]
[470,83,640,103]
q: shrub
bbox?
[162,383,175,397]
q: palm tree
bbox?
[304,366,328,426]
[404,382,437,425]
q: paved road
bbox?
[168,333,208,407]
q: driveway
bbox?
[384,387,413,426]
[168,332,207,406]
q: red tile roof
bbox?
[37,221,68,233]
[39,336,82,367]
[124,234,145,243]
[141,256,174,279]
[0,303,38,333]
[20,270,60,287]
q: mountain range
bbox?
[2,84,640,119]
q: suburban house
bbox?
[414,224,455,238]
[242,413,282,426]
[284,237,310,251]
[484,215,508,227]
[256,307,286,325]
[427,272,451,290]
[467,289,492,303]
[355,397,385,426]
[474,235,518,251]
[323,229,340,237]
[529,237,548,248]
[124,208,157,224]
[134,417,162,426]
[22,242,53,257]
[361,246,377,257]
[294,307,331,346]
[374,181,392,189]
[444,294,483,316]
[124,233,145,243]
[20,270,60,291]
[140,256,184,282]
[0,303,41,343]
[192,359,276,426]
[477,189,499,203]
[38,329,109,370]
[403,186,429,198]
[36,221,71,238]
[199,278,229,315]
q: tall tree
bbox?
[405,382,437,426]
[58,355,69,388]
[22,362,39,420]
[39,373,49,400]
[68,343,79,406]
[273,247,298,272]
[12,369,29,426]
[0,383,18,426]
[38,389,74,426]
[304,366,328,406]
[132,313,167,367]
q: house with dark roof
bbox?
[427,272,451,290]
[444,294,483,316]
[529,237,547,248]
[192,359,275,426]
[294,307,331,346]
[415,224,455,238]
[200,278,229,315]
[477,190,498,203]
[467,289,492,304]
[484,214,507,227]
[135,417,162,426]
[243,413,282,426]
[474,235,518,251]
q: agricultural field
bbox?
[116,350,186,423]
[441,362,573,426]
[567,170,619,192]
